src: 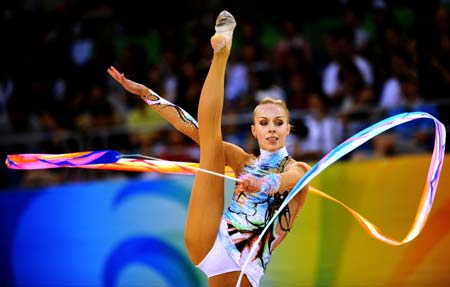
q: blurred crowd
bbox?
[1,0,449,188]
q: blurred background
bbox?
[1,0,450,286]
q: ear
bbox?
[251,124,256,138]
[287,123,291,135]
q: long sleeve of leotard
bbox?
[278,160,311,192]
[140,88,200,143]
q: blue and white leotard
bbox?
[220,146,296,286]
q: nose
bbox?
[268,124,276,132]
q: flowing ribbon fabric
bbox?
[4,112,446,286]
[6,150,122,169]
[6,151,236,179]
[236,111,446,286]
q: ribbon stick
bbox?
[85,158,238,181]
[236,111,446,286]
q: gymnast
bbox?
[108,10,310,287]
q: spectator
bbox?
[341,2,371,56]
[298,93,344,162]
[379,45,415,109]
[374,72,439,157]
[126,98,168,154]
[331,59,376,114]
[321,26,374,103]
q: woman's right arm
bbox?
[108,66,250,173]
[108,66,200,143]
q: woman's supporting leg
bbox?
[184,11,235,265]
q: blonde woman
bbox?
[108,10,309,287]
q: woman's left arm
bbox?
[279,161,310,192]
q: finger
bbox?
[107,67,118,77]
[108,66,121,77]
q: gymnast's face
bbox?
[251,103,290,152]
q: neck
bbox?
[259,146,288,157]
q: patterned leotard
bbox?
[220,147,296,285]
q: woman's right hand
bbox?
[107,65,147,97]
[238,174,261,193]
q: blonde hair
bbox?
[252,97,290,123]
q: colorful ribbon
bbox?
[6,151,236,179]
[236,111,446,286]
[6,150,121,169]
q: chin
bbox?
[262,144,282,152]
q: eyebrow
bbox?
[257,116,285,120]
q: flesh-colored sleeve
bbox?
[140,88,200,143]
[279,160,311,192]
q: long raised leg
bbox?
[184,11,236,265]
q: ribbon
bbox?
[6,151,236,179]
[6,150,121,169]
